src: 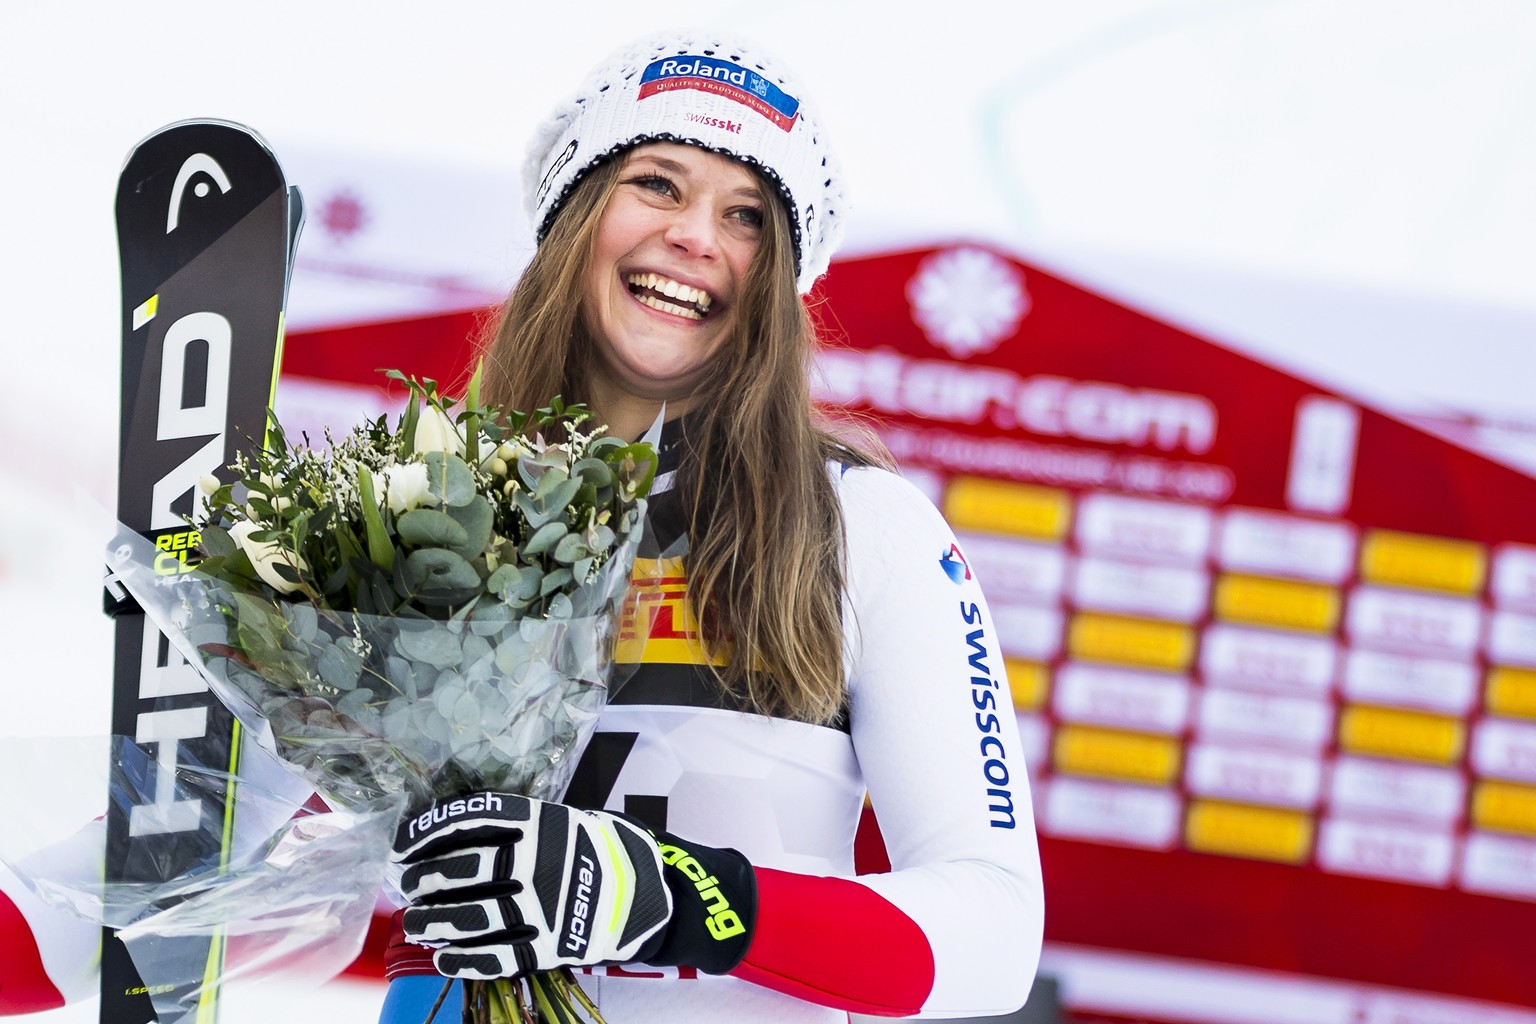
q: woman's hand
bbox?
[391,792,672,978]
[391,792,757,978]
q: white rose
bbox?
[228,519,307,595]
[380,461,432,514]
[413,405,464,457]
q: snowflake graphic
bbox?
[319,190,369,243]
[906,247,1030,359]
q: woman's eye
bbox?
[731,207,764,230]
[627,174,674,197]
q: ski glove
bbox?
[391,792,756,979]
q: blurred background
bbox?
[3,1,1535,1021]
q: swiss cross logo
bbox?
[907,247,1030,359]
[319,190,368,243]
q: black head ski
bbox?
[105,120,301,1024]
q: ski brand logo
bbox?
[129,303,235,836]
[407,793,506,840]
[561,831,602,954]
[638,56,800,133]
[563,853,598,953]
[940,543,972,584]
[166,153,232,233]
[127,156,243,837]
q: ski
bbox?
[104,120,301,1024]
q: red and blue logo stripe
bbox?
[638,56,800,132]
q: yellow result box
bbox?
[1473,781,1536,836]
[1360,529,1486,595]
[1068,613,1196,671]
[1337,705,1465,764]
[1213,574,1341,632]
[1005,658,1049,712]
[1185,800,1314,863]
[1053,724,1181,785]
[943,477,1071,541]
[1486,666,1536,720]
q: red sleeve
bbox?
[382,908,438,980]
[0,887,65,1014]
[727,867,936,1017]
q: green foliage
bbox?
[196,368,654,621]
[189,365,656,804]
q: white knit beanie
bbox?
[522,31,846,294]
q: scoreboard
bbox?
[815,245,1536,1010]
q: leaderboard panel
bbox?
[815,244,1536,1008]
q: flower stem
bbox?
[422,978,452,1024]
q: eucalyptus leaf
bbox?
[398,508,469,549]
[466,595,516,635]
[450,730,485,757]
[514,489,562,530]
[451,690,481,730]
[432,676,465,714]
[572,458,613,490]
[541,478,582,515]
[335,689,374,722]
[552,533,590,565]
[461,632,493,669]
[396,625,462,668]
[200,525,237,558]
[523,521,567,557]
[446,496,494,557]
[402,548,481,594]
[532,466,570,500]
[386,655,414,698]
[424,451,477,507]
[485,566,522,602]
[317,643,363,691]
[584,523,616,552]
[540,567,574,597]
[369,576,395,615]
[281,603,319,644]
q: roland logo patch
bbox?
[638,55,800,132]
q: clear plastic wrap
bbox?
[25,498,648,1022]
[0,734,386,1019]
[0,496,648,1023]
[107,508,642,810]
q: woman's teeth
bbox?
[626,273,713,319]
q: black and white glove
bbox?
[391,792,756,979]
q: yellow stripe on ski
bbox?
[132,294,159,330]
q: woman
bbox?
[382,31,1044,1024]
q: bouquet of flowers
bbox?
[112,367,655,1023]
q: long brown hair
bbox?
[479,149,886,724]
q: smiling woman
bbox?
[377,29,1047,1024]
[580,144,766,432]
